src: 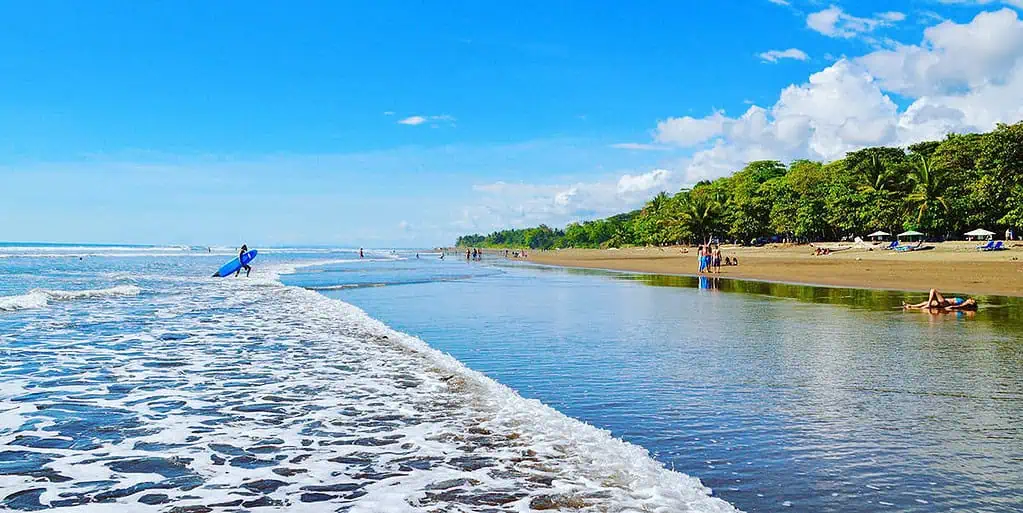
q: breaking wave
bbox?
[0,261,738,512]
[0,285,141,311]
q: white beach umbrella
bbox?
[964,228,994,237]
[897,230,924,242]
[866,231,890,238]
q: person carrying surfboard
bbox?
[235,244,252,277]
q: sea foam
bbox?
[0,261,739,512]
[0,285,141,311]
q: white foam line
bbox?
[268,266,740,512]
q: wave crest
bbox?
[0,285,142,311]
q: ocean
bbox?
[2,245,1021,512]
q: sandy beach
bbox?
[522,242,1023,298]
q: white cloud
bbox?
[645,8,1023,185]
[398,115,426,125]
[807,6,905,38]
[618,169,671,195]
[461,169,678,231]
[768,0,790,5]
[759,48,810,63]
[397,114,456,126]
[398,220,411,231]
[856,8,1023,96]
[878,12,907,22]
[383,111,395,116]
[655,110,729,146]
[610,142,672,151]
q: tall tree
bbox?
[905,155,950,232]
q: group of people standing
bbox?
[696,244,737,274]
[466,248,483,261]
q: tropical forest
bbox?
[455,122,1023,249]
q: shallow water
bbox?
[0,246,736,512]
[285,256,1023,513]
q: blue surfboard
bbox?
[213,250,258,277]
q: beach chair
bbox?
[882,240,898,250]
[990,241,1005,251]
[976,240,994,250]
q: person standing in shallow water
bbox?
[235,244,252,277]
[359,248,364,258]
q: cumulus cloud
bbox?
[806,6,905,38]
[618,169,671,194]
[398,114,456,126]
[759,48,810,63]
[655,110,729,146]
[768,0,790,5]
[460,169,677,231]
[646,8,1023,184]
[856,8,1023,96]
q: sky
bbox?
[2,0,1023,247]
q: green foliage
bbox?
[456,121,1023,247]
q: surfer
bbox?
[235,244,252,277]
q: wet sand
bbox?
[522,242,1023,298]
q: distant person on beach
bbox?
[359,248,364,258]
[235,244,252,277]
[466,248,471,261]
[903,289,977,311]
[712,246,722,273]
[698,244,711,274]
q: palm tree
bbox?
[675,191,722,243]
[857,153,896,193]
[906,155,949,226]
[644,191,670,216]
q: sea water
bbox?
[0,245,737,512]
[284,255,1023,513]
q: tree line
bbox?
[456,122,1023,250]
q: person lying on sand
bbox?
[903,289,977,311]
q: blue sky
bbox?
[2,1,1022,246]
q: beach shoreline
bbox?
[512,242,1023,298]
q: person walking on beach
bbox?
[235,244,252,277]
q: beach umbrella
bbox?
[867,230,890,240]
[898,230,924,241]
[964,228,994,237]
